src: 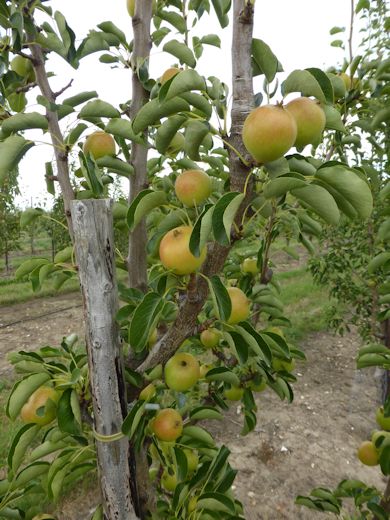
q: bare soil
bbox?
[0,294,386,519]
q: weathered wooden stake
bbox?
[71,199,137,520]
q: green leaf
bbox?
[13,461,50,488]
[163,40,196,68]
[197,492,236,514]
[205,367,240,386]
[190,406,223,421]
[54,246,73,264]
[77,32,110,59]
[8,424,40,474]
[63,91,98,107]
[235,322,272,364]
[127,189,167,231]
[155,115,187,154]
[212,192,244,245]
[122,401,146,440]
[79,100,120,119]
[315,165,373,219]
[179,92,212,118]
[105,118,143,143]
[201,34,221,47]
[129,293,164,352]
[207,275,232,322]
[368,252,390,274]
[132,97,190,134]
[305,68,334,103]
[182,425,215,446]
[189,204,213,257]
[97,21,126,45]
[291,184,340,225]
[323,105,347,132]
[158,9,187,33]
[282,69,327,102]
[1,112,48,136]
[252,38,281,83]
[372,106,390,129]
[210,0,229,28]
[15,258,49,279]
[263,176,307,198]
[330,26,345,35]
[57,389,81,435]
[162,69,206,102]
[0,135,34,184]
[20,207,44,229]
[96,156,133,177]
[79,152,104,197]
[356,0,370,13]
[184,119,210,160]
[6,373,51,421]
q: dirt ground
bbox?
[0,294,386,519]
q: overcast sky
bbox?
[16,0,358,207]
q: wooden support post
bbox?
[71,199,137,520]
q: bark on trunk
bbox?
[127,0,153,292]
[71,199,137,520]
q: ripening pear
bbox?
[285,97,326,148]
[242,104,297,164]
[357,440,379,466]
[174,169,212,207]
[160,67,181,85]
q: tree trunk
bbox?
[127,0,153,293]
[5,240,9,274]
[70,199,137,520]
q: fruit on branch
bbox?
[148,328,157,348]
[376,406,390,431]
[339,72,360,91]
[285,97,326,148]
[241,257,258,274]
[357,440,379,466]
[164,352,200,391]
[188,496,198,513]
[166,132,185,155]
[200,327,221,348]
[11,55,35,83]
[199,363,214,378]
[371,430,390,448]
[159,225,206,275]
[161,470,177,492]
[250,377,267,392]
[184,448,199,473]
[160,67,181,85]
[126,0,135,16]
[127,0,157,17]
[174,169,212,207]
[227,287,250,324]
[32,516,56,520]
[20,386,59,426]
[272,357,295,372]
[139,383,156,401]
[224,385,244,401]
[152,408,183,441]
[83,131,116,159]
[242,104,297,164]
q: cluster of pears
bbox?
[242,96,326,164]
[357,406,390,466]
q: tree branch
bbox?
[26,18,75,238]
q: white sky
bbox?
[16,0,358,208]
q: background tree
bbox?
[0,168,20,274]
[0,0,379,519]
